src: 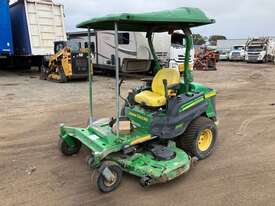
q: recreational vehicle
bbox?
[67,31,194,73]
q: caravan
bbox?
[67,30,194,73]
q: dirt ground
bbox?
[1,62,275,206]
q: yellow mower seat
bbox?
[135,68,180,107]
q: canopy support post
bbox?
[114,22,120,138]
[182,28,193,93]
[147,32,161,74]
[88,27,93,126]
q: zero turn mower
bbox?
[58,7,218,193]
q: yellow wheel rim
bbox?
[198,129,213,152]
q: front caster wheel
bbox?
[58,138,81,156]
[92,161,123,193]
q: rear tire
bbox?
[57,67,67,83]
[177,116,217,160]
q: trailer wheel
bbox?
[58,138,81,156]
[92,161,122,193]
[177,116,217,160]
[263,56,268,63]
[40,65,48,80]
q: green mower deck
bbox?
[59,120,193,188]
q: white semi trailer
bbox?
[245,37,275,63]
[0,0,66,69]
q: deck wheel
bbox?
[58,138,81,156]
[92,161,122,193]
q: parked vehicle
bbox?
[245,37,275,63]
[59,7,217,193]
[217,39,247,53]
[67,30,194,73]
[0,0,66,69]
[168,31,195,72]
[218,49,230,60]
[229,45,245,61]
[40,41,89,82]
[0,0,13,57]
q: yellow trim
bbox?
[197,129,213,151]
[179,63,193,72]
[205,91,216,99]
[130,135,152,145]
[180,97,204,112]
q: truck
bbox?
[229,45,245,61]
[0,0,14,57]
[0,0,66,69]
[67,30,194,73]
[245,37,275,63]
[217,39,247,61]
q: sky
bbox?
[58,0,275,39]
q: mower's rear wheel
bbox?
[92,161,123,193]
[177,116,217,160]
[58,138,82,156]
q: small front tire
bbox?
[92,161,123,193]
[58,138,82,156]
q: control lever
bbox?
[119,79,131,107]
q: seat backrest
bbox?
[152,68,180,96]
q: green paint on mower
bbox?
[58,7,218,193]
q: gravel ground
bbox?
[1,62,275,206]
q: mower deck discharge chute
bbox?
[58,7,218,193]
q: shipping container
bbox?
[0,0,14,55]
[10,0,66,56]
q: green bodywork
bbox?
[183,35,194,92]
[77,7,214,31]
[59,84,216,164]
[60,118,151,166]
[125,84,217,130]
[60,120,191,181]
[110,142,190,182]
[59,7,216,184]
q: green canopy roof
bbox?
[77,7,215,32]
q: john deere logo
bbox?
[128,111,148,122]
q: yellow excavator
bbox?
[40,41,89,83]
